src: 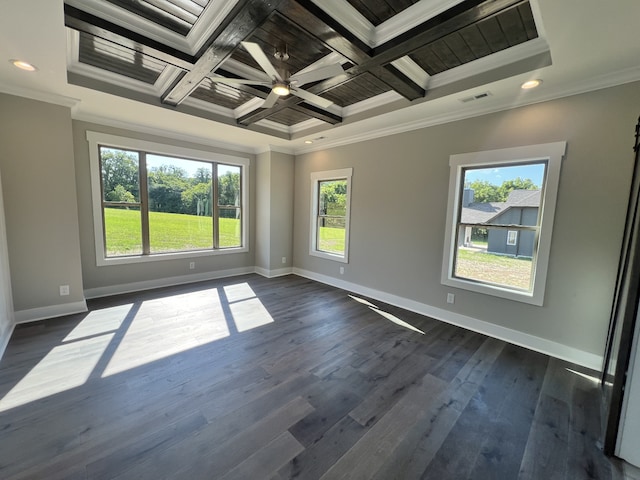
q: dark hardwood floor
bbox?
[0,274,625,479]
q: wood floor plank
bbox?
[322,373,450,480]
[518,393,570,480]
[219,431,304,480]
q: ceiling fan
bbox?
[207,41,344,109]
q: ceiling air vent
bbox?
[459,91,492,103]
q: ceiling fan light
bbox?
[272,83,290,96]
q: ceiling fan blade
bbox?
[208,75,270,86]
[261,91,280,109]
[290,63,344,86]
[291,88,333,109]
[241,42,282,82]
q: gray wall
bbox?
[293,81,640,357]
[72,120,256,292]
[0,94,85,313]
[255,150,294,273]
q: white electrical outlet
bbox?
[189,261,195,270]
[447,293,455,304]
[59,285,70,296]
[339,266,344,275]
[282,256,286,264]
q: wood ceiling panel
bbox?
[190,79,257,109]
[322,72,391,107]
[266,107,313,126]
[409,2,538,77]
[104,0,209,36]
[78,32,167,84]
[229,12,332,77]
[345,0,420,26]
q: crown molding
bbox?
[188,0,241,53]
[72,112,259,154]
[0,85,81,109]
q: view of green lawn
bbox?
[318,226,346,255]
[104,208,241,256]
[455,248,532,290]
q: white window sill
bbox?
[96,246,249,267]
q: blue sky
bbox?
[464,162,546,187]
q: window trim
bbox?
[441,142,566,306]
[506,230,518,246]
[309,168,353,263]
[87,131,250,266]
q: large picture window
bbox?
[88,132,249,265]
[310,168,352,263]
[442,142,566,305]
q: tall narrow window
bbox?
[310,168,352,263]
[88,132,249,266]
[442,142,566,305]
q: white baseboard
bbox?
[83,266,255,299]
[255,266,293,278]
[0,322,15,361]
[292,268,603,371]
[14,300,88,324]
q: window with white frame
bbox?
[441,142,566,305]
[87,131,249,266]
[310,168,352,263]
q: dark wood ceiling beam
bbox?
[64,4,196,71]
[161,0,288,106]
[284,0,425,100]
[237,0,522,126]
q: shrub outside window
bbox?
[310,168,352,263]
[441,142,566,305]
[88,132,249,266]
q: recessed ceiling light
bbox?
[521,79,542,90]
[10,59,38,71]
[304,140,313,144]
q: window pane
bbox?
[147,155,213,253]
[218,164,241,207]
[219,208,241,248]
[104,205,142,257]
[454,226,534,291]
[318,216,346,255]
[100,147,140,202]
[319,180,347,216]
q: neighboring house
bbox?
[460,189,541,257]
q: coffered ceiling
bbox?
[63,0,548,140]
[1,0,639,153]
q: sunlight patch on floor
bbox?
[103,288,230,376]
[348,294,424,334]
[0,333,114,412]
[566,368,600,384]
[227,283,274,332]
[369,307,425,334]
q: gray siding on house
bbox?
[487,206,538,256]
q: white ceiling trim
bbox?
[187,0,241,53]
[65,0,192,53]
[391,57,431,89]
[0,85,81,109]
[341,90,404,116]
[375,0,466,47]
[311,0,374,46]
